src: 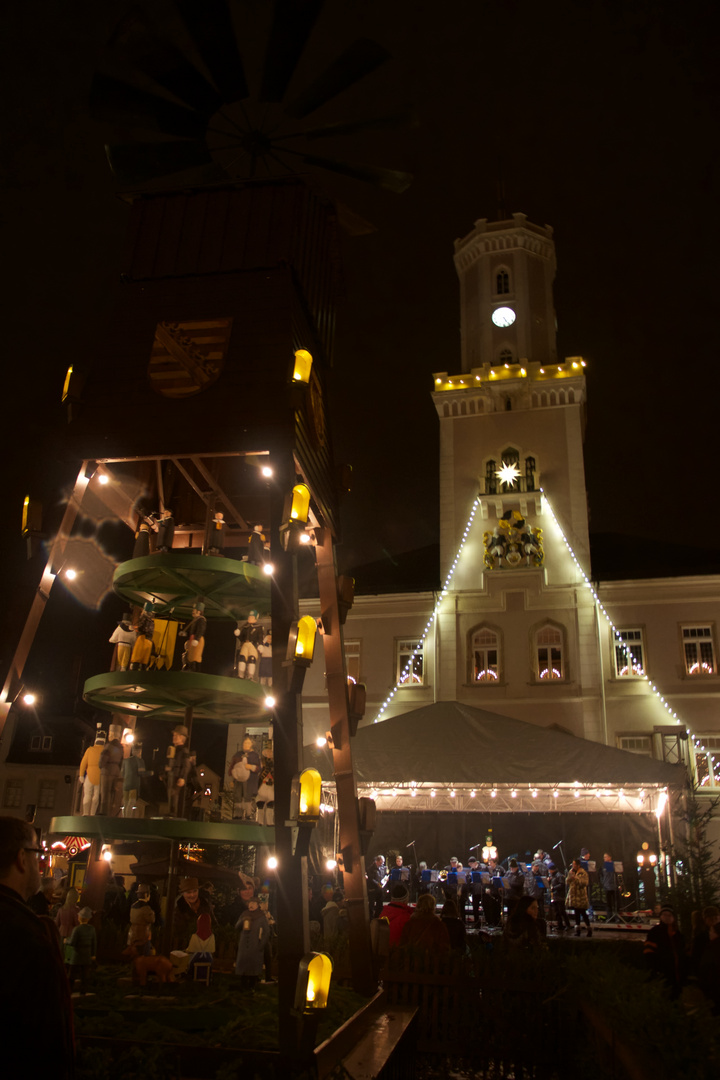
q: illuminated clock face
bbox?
[491,306,516,328]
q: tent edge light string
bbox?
[373,497,481,722]
[540,488,713,778]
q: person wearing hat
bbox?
[227,735,261,821]
[78,726,106,815]
[166,725,192,817]
[154,508,175,553]
[205,510,226,555]
[127,883,155,957]
[122,743,146,818]
[246,524,266,566]
[130,602,155,670]
[180,603,207,672]
[644,905,686,998]
[381,882,415,946]
[174,876,214,949]
[234,610,264,680]
[109,613,137,671]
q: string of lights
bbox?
[373,497,481,722]
[540,488,712,778]
[373,484,711,787]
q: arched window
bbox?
[495,269,510,294]
[472,627,500,682]
[525,456,536,491]
[499,348,513,366]
[536,625,564,681]
[499,447,520,492]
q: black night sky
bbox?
[1,1,718,736]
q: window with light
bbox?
[614,629,645,678]
[683,626,715,676]
[695,737,720,788]
[396,640,424,685]
[536,626,563,681]
[473,628,499,682]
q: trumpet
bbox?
[438,870,448,881]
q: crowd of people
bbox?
[3,811,719,1079]
[365,847,603,936]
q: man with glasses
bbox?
[0,816,74,1075]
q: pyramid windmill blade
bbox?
[174,0,249,103]
[259,0,324,103]
[299,152,413,194]
[105,8,222,116]
[296,110,418,141]
[106,141,220,187]
[90,73,207,140]
[285,39,389,120]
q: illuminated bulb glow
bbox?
[22,693,36,706]
[373,498,481,722]
[98,473,109,485]
[261,466,273,477]
[306,980,316,1002]
[267,856,278,870]
[299,799,308,814]
[540,488,696,749]
[264,696,276,709]
[65,568,77,580]
[263,563,274,575]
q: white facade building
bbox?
[301,212,720,807]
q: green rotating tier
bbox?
[83,670,271,723]
[48,815,275,845]
[112,553,271,621]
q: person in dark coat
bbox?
[643,905,686,998]
[154,509,175,552]
[441,898,467,952]
[503,896,547,950]
[99,736,124,816]
[400,893,451,954]
[228,735,261,820]
[235,898,269,989]
[0,816,75,1076]
[173,876,214,949]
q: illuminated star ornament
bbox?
[495,461,521,487]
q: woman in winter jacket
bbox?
[566,859,592,937]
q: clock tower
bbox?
[453,211,559,372]
[431,213,600,740]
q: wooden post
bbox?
[315,527,375,996]
[270,447,311,1055]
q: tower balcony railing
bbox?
[433,357,586,393]
[479,475,539,496]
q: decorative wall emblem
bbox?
[483,509,544,570]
